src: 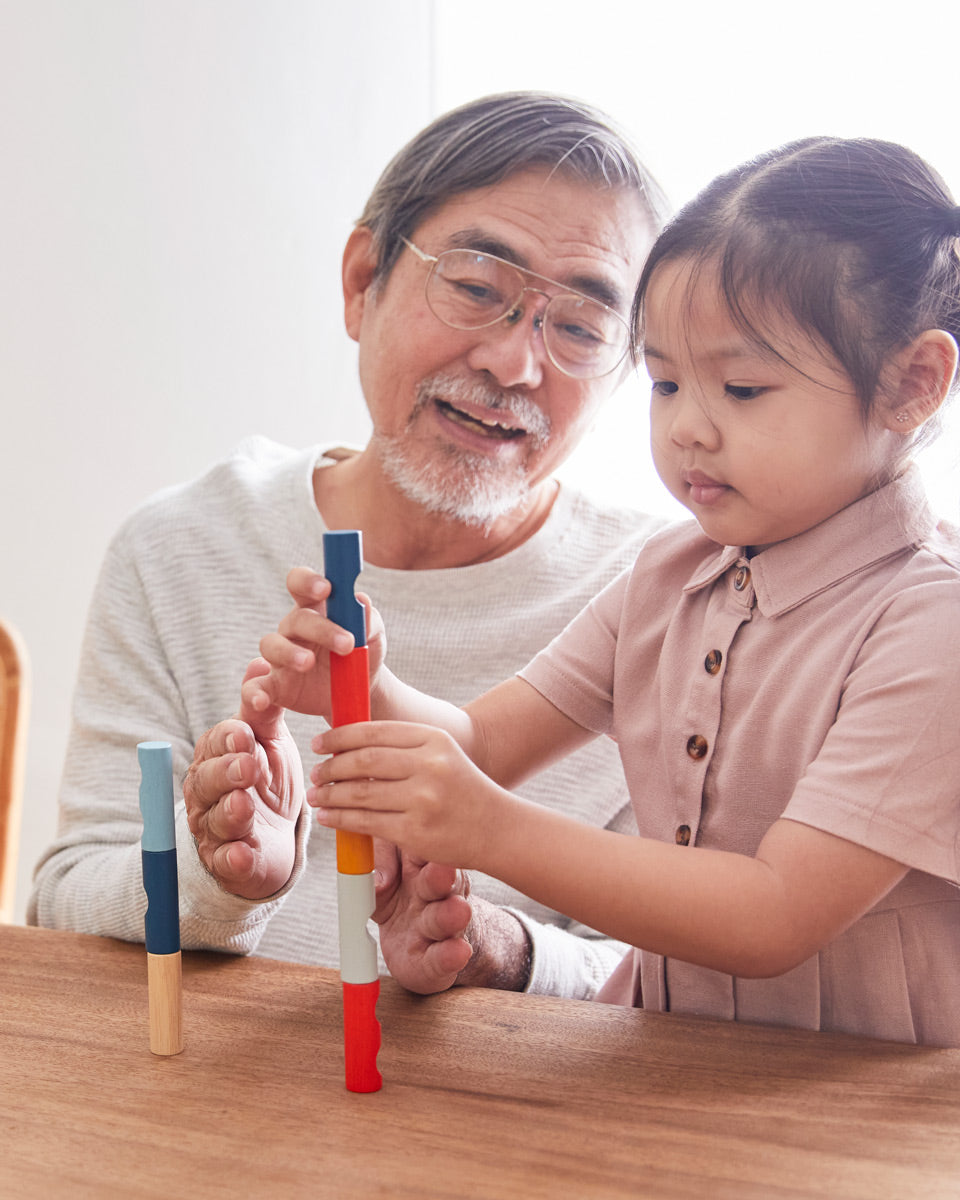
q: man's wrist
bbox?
[455,899,532,991]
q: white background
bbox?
[3,0,958,922]
[433,0,960,517]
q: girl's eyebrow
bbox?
[643,342,768,365]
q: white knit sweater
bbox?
[29,437,667,998]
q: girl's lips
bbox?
[684,470,729,506]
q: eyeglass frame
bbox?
[399,236,631,380]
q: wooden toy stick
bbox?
[138,740,183,1056]
[323,530,383,1093]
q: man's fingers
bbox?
[209,840,259,885]
[192,717,256,765]
[187,750,258,815]
[202,789,256,843]
[415,860,467,902]
[417,893,472,941]
[373,839,401,890]
[401,933,473,994]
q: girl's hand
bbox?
[309,721,510,868]
[243,566,387,719]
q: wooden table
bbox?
[3,925,960,1198]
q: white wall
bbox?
[0,0,433,922]
[434,0,960,520]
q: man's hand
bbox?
[374,845,533,994]
[184,658,304,900]
[374,847,473,993]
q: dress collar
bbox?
[682,467,938,617]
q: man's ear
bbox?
[882,329,959,432]
[342,226,379,343]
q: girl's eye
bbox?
[651,380,678,397]
[726,384,766,401]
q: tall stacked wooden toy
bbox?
[138,739,183,1056]
[323,530,383,1092]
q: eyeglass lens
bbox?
[427,250,627,378]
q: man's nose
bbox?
[465,301,548,390]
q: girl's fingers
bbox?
[276,607,354,656]
[285,566,330,605]
[314,721,436,757]
[240,671,285,715]
[241,657,272,684]
[314,803,373,833]
[258,631,316,671]
[311,746,418,788]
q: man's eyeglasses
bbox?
[400,237,631,381]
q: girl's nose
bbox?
[666,390,720,449]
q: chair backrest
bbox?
[0,618,29,923]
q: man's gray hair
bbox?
[358,91,669,283]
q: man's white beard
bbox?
[376,373,551,530]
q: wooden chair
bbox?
[0,618,29,923]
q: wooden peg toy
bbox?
[323,529,383,1093]
[138,740,183,1056]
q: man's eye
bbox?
[554,320,605,346]
[457,281,502,302]
[651,380,678,397]
[726,384,765,401]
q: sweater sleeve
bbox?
[27,516,309,951]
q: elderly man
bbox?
[30,92,668,998]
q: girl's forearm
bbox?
[474,802,906,979]
[369,666,480,758]
[369,674,589,789]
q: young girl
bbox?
[252,137,960,1045]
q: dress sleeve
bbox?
[518,566,631,736]
[784,576,960,881]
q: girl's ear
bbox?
[882,329,959,432]
[342,226,379,344]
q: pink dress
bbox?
[520,468,960,1045]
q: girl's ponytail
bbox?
[939,206,960,240]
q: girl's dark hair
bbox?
[359,91,670,284]
[633,137,960,421]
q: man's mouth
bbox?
[436,399,526,440]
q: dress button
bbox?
[675,824,691,846]
[704,649,723,675]
[733,566,751,592]
[686,734,708,760]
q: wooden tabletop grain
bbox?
[3,924,959,1198]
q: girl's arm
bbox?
[247,568,594,787]
[475,806,908,978]
[318,675,597,792]
[313,717,908,979]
